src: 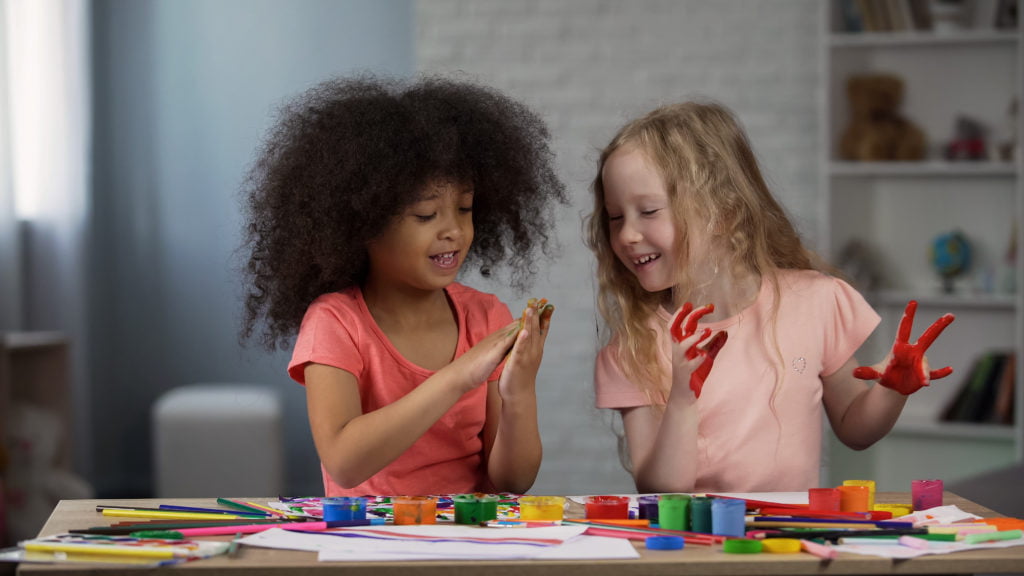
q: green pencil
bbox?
[217,498,272,516]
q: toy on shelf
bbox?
[839,73,926,162]
[945,115,988,161]
[930,230,972,294]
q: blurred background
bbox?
[1,0,1020,545]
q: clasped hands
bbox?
[853,300,955,395]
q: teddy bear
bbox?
[839,73,927,161]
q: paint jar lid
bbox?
[645,535,684,550]
[723,538,763,554]
[761,538,801,553]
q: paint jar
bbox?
[393,496,438,525]
[807,487,841,511]
[322,496,367,522]
[637,495,660,523]
[843,479,876,510]
[911,479,943,511]
[710,498,746,538]
[657,494,691,531]
[838,485,870,512]
[518,496,565,521]
[453,493,499,525]
[690,496,713,533]
[585,495,630,520]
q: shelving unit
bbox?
[820,1,1023,490]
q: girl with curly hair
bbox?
[240,75,566,497]
[585,100,954,493]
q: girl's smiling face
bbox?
[366,179,475,294]
[602,145,679,294]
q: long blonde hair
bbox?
[584,100,829,401]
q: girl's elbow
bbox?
[839,436,879,451]
[323,461,368,490]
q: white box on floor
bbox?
[153,384,284,498]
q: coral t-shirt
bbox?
[594,270,880,492]
[288,283,512,497]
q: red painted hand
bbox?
[670,303,729,398]
[852,300,955,395]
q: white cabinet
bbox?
[821,0,1023,489]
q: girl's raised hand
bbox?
[669,303,728,398]
[498,299,553,400]
[447,319,522,393]
[853,300,955,395]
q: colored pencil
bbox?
[143,518,386,538]
[217,497,274,516]
[562,520,722,545]
[762,528,928,541]
[23,541,182,559]
[751,516,915,528]
[95,504,266,517]
[161,504,270,517]
[101,509,253,521]
[72,519,291,535]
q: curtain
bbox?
[1,0,93,479]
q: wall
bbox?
[416,0,823,494]
[89,0,412,497]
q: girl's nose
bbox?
[438,212,466,240]
[617,218,642,245]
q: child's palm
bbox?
[853,300,955,395]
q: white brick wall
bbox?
[417,0,823,495]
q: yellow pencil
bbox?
[23,542,180,559]
[101,509,250,521]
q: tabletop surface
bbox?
[15,492,1024,575]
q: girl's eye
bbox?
[459,205,473,213]
[641,208,661,216]
[414,213,436,222]
[607,214,623,222]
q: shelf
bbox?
[868,291,1017,310]
[830,30,1019,48]
[830,161,1017,178]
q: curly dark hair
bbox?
[239,74,567,351]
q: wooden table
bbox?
[15,492,1024,575]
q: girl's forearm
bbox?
[487,390,542,494]
[319,372,466,488]
[834,383,908,450]
[632,397,698,493]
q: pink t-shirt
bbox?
[594,269,880,492]
[288,283,512,497]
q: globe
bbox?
[930,230,971,292]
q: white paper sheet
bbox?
[833,535,1024,559]
[240,525,595,562]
